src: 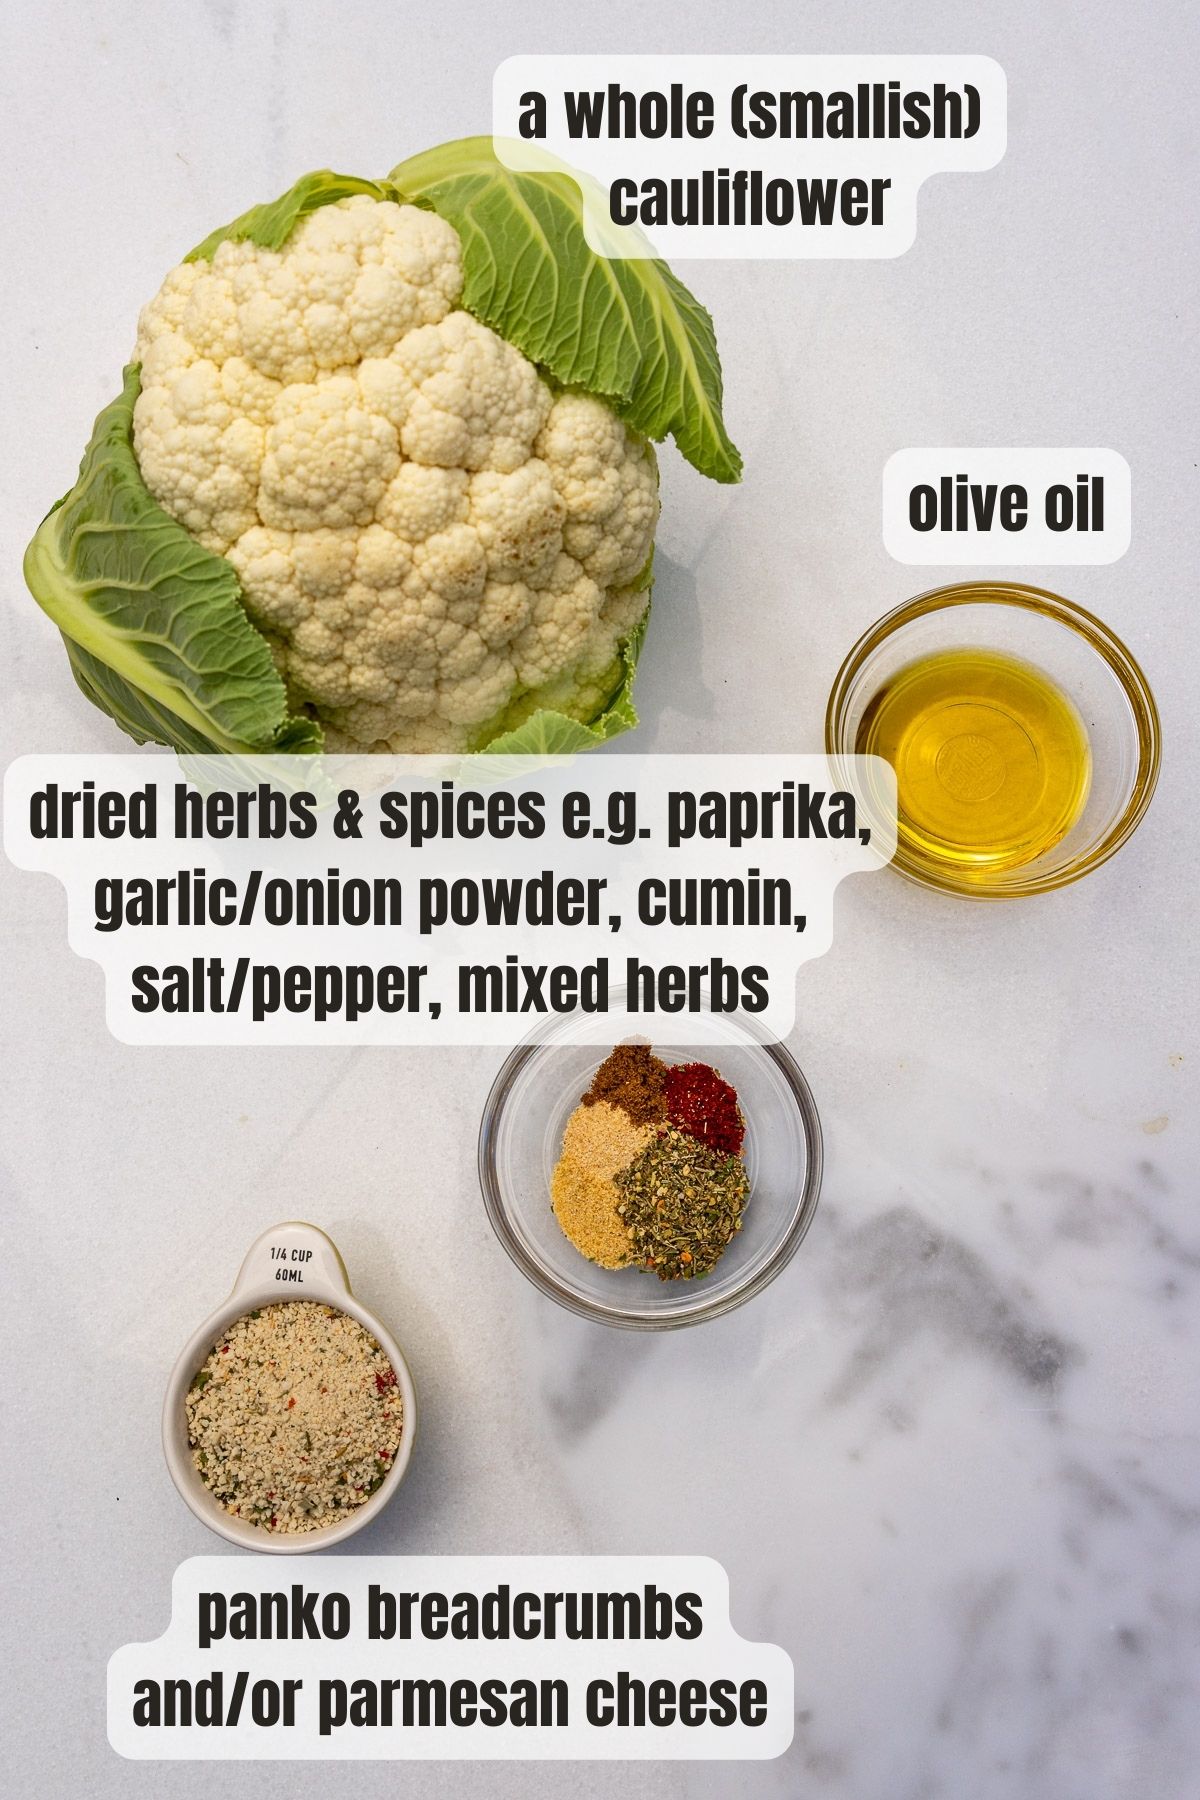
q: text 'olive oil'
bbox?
[856,648,1092,883]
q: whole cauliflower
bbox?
[131,196,659,753]
[25,150,738,756]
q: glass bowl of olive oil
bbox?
[826,582,1160,897]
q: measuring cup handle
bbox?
[231,1221,352,1299]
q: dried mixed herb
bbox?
[615,1127,749,1279]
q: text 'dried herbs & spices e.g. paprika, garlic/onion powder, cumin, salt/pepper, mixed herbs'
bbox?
[550,1042,750,1280]
[184,1301,403,1534]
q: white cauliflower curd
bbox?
[131,196,659,752]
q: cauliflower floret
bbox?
[511,553,605,690]
[229,274,320,386]
[390,312,552,472]
[136,263,202,347]
[537,392,627,511]
[412,523,487,604]
[290,528,359,597]
[436,650,518,726]
[181,269,242,363]
[220,356,282,427]
[376,463,469,540]
[133,357,261,552]
[354,523,413,590]
[476,580,533,647]
[469,463,565,585]
[131,195,657,751]
[227,526,305,629]
[138,329,198,388]
[538,392,659,586]
[259,377,400,530]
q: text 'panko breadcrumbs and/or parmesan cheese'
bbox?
[550,1042,750,1280]
[185,1301,403,1533]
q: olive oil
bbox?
[856,648,1092,881]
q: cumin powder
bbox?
[582,1042,667,1126]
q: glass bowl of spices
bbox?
[478,1005,822,1329]
[825,581,1160,897]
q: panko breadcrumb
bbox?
[185,1300,403,1534]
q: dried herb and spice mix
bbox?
[185,1301,404,1534]
[552,1043,750,1280]
[615,1128,749,1278]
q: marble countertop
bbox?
[1,2,1196,1796]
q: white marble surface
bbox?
[1,2,1197,1796]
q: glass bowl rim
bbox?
[477,1023,824,1330]
[824,579,1162,898]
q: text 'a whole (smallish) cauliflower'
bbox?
[25,146,740,756]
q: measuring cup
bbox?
[163,1221,417,1553]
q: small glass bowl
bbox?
[478,1007,822,1330]
[825,581,1161,898]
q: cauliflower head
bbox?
[25,150,738,757]
[131,196,659,753]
